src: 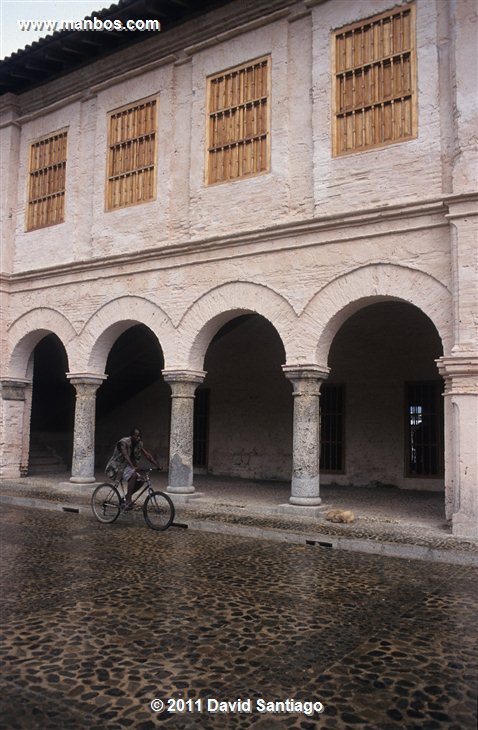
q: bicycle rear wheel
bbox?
[143,491,175,531]
[91,483,121,523]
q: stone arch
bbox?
[6,308,77,378]
[302,264,452,365]
[75,296,175,373]
[175,282,299,370]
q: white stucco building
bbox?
[1,0,477,537]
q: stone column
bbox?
[283,365,329,506]
[162,370,205,494]
[67,374,106,484]
[436,356,478,539]
[446,200,478,355]
[0,378,31,478]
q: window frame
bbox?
[105,94,158,212]
[404,381,444,479]
[331,2,417,157]
[26,128,68,231]
[205,55,271,186]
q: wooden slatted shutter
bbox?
[207,57,270,184]
[106,98,157,210]
[333,4,416,156]
[27,131,67,230]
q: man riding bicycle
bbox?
[105,427,160,510]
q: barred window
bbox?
[207,57,270,184]
[406,382,443,477]
[333,4,416,156]
[106,98,157,210]
[27,131,67,230]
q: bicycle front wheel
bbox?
[91,483,121,523]
[143,491,175,531]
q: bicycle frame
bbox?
[115,469,155,507]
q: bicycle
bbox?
[91,468,175,531]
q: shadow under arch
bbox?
[75,296,175,373]
[302,264,452,365]
[177,282,298,370]
[29,333,75,473]
[94,322,169,470]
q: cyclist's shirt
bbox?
[105,436,143,479]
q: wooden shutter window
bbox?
[333,4,416,155]
[106,98,157,210]
[207,57,270,184]
[27,131,67,230]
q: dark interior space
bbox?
[96,324,165,419]
[29,333,74,473]
[30,334,73,431]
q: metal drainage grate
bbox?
[306,540,333,548]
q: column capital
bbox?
[436,356,478,395]
[162,369,206,386]
[282,364,330,380]
[282,364,329,395]
[66,373,107,389]
[0,378,32,400]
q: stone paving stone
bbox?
[0,505,476,729]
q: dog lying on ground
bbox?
[325,509,355,524]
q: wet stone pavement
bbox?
[0,505,477,730]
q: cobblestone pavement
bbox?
[0,504,477,729]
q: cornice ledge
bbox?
[0,118,21,130]
[443,192,478,219]
[90,54,178,93]
[5,195,451,284]
[183,8,291,55]
[0,93,21,115]
[16,92,84,125]
[304,0,329,7]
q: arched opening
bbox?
[199,313,291,480]
[95,324,169,471]
[29,334,74,474]
[321,301,444,490]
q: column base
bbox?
[70,476,96,484]
[289,496,322,506]
[279,503,324,516]
[167,485,196,495]
[290,475,321,505]
[452,512,478,539]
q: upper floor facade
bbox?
[1,0,476,275]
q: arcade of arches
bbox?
[1,299,477,539]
